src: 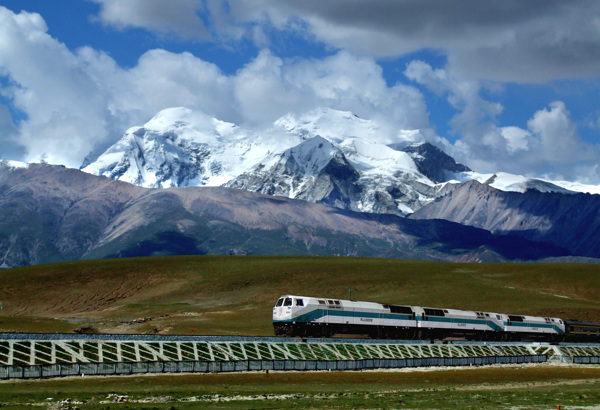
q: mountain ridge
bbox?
[411,180,600,258]
[0,162,569,268]
[82,107,471,216]
[82,106,600,219]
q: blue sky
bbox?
[1,0,600,184]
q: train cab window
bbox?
[559,320,563,324]
[485,313,490,317]
[295,299,304,306]
[284,298,292,307]
[276,298,284,307]
[389,305,413,314]
[496,315,501,320]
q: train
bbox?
[273,295,600,342]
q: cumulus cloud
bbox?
[2,3,599,183]
[527,101,594,165]
[406,60,600,178]
[92,0,210,40]
[0,7,118,166]
[500,127,530,154]
[88,1,600,82]
[233,50,429,128]
[0,7,430,167]
[217,0,600,83]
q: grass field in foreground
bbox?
[0,255,598,335]
[0,365,599,409]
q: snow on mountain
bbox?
[83,107,300,188]
[548,180,600,195]
[460,172,575,194]
[273,107,422,146]
[84,106,444,215]
[83,105,598,216]
[226,109,447,215]
[0,159,29,170]
[227,136,362,210]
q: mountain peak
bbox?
[81,106,592,215]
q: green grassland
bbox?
[0,365,599,409]
[0,256,600,409]
[0,255,598,335]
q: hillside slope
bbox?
[411,180,600,258]
[0,256,598,335]
[0,163,567,268]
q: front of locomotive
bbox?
[273,295,310,336]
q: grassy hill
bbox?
[0,255,599,335]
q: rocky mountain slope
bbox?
[0,162,568,268]
[411,180,600,258]
[83,108,473,216]
[83,107,599,218]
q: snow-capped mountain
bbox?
[227,136,362,210]
[85,107,456,215]
[82,107,300,188]
[465,172,574,194]
[225,109,450,215]
[83,106,595,216]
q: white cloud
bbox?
[405,60,505,157]
[92,0,210,40]
[235,50,429,129]
[88,1,600,82]
[0,7,117,166]
[527,101,594,165]
[405,60,600,179]
[0,7,430,167]
[2,4,598,183]
[217,1,600,83]
[500,126,530,154]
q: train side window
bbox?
[424,308,444,317]
[508,315,523,322]
[327,300,335,304]
[334,301,340,305]
[284,298,292,306]
[318,300,326,305]
[295,299,304,306]
[276,298,284,307]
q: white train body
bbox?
[273,295,565,341]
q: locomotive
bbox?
[273,295,600,342]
